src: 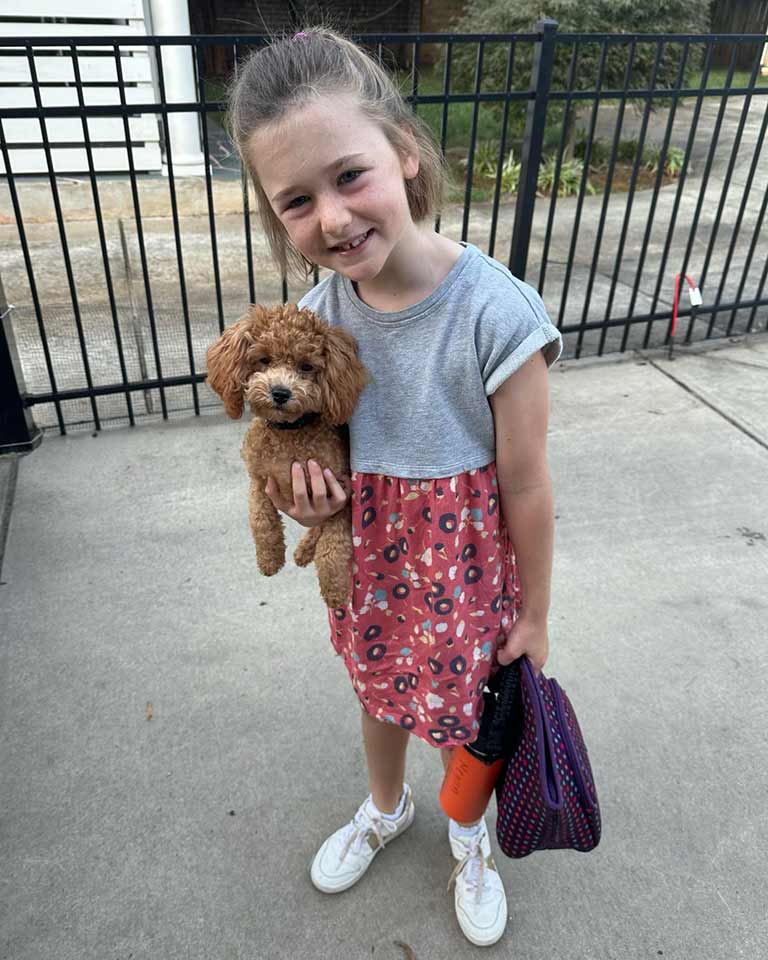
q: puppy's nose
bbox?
[271,386,292,406]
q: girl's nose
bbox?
[317,194,352,239]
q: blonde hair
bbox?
[227,25,449,282]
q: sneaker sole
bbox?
[455,909,508,948]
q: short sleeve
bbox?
[477,279,563,395]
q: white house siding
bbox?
[0,0,162,174]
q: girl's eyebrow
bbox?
[271,153,368,203]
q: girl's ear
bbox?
[205,318,255,419]
[399,132,420,181]
[319,327,370,426]
[402,149,419,181]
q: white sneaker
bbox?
[448,818,508,946]
[310,784,415,893]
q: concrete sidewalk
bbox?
[1,334,767,960]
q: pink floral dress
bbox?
[328,461,522,747]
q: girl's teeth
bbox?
[340,231,368,251]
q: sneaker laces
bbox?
[448,833,492,903]
[338,801,386,863]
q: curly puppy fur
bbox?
[206,303,369,607]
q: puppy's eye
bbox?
[298,363,315,373]
[259,357,271,366]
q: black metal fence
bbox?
[1,25,767,447]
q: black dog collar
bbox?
[266,411,321,431]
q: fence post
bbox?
[509,18,558,280]
[0,274,42,455]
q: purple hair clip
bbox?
[291,31,308,41]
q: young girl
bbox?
[228,26,562,947]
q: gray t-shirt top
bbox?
[297,241,563,479]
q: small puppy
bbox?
[206,303,369,607]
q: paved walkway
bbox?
[2,333,767,959]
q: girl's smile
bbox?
[331,228,374,256]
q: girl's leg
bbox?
[361,708,410,813]
[439,746,481,828]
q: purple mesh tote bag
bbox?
[495,657,601,858]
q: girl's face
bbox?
[247,94,419,282]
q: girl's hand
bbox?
[264,460,348,528]
[496,614,549,673]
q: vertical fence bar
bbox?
[557,37,609,352]
[155,42,199,415]
[0,114,65,434]
[538,40,579,295]
[627,40,690,341]
[70,43,135,426]
[460,40,486,242]
[233,44,256,305]
[607,39,664,352]
[717,80,768,323]
[488,39,516,259]
[434,38,453,235]
[746,243,768,334]
[26,43,101,430]
[410,37,421,108]
[194,42,225,331]
[509,18,558,281]
[114,42,168,419]
[726,136,768,334]
[674,42,739,343]
[584,38,637,356]
[647,40,714,334]
[696,45,763,339]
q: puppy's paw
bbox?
[293,543,314,567]
[257,554,285,577]
[294,527,320,567]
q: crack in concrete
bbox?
[643,353,768,452]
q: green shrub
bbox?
[448,1,711,154]
[643,143,686,176]
[617,139,641,163]
[461,142,522,193]
[537,154,594,197]
[574,136,612,168]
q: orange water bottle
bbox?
[439,662,521,822]
[439,741,506,823]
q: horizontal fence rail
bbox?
[1,28,767,441]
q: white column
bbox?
[149,0,205,176]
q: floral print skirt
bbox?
[327,461,522,748]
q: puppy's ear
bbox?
[205,317,255,419]
[319,326,370,425]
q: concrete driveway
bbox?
[1,333,767,959]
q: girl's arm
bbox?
[489,350,554,671]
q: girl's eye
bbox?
[298,363,314,373]
[284,171,364,210]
